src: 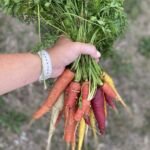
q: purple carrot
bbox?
[91,88,106,135]
[84,115,91,126]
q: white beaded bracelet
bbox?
[37,50,52,81]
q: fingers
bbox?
[77,42,101,59]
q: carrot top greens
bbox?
[1,0,127,98]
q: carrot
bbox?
[54,87,69,127]
[101,82,130,112]
[84,106,91,125]
[64,88,70,136]
[84,115,90,126]
[54,109,64,127]
[102,72,130,111]
[104,97,108,118]
[71,120,78,150]
[74,81,90,122]
[84,125,89,150]
[64,106,77,144]
[102,71,114,86]
[66,82,81,108]
[104,93,117,111]
[63,87,70,121]
[101,82,116,99]
[46,93,64,150]
[78,118,86,150]
[64,86,77,145]
[81,81,89,99]
[90,109,97,139]
[33,69,74,120]
[64,87,70,105]
[91,88,106,135]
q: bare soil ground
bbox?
[0,0,150,150]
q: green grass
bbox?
[0,96,28,133]
[138,36,150,58]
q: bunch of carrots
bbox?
[1,0,129,149]
[31,69,130,150]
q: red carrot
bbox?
[33,69,74,120]
[91,88,106,135]
[101,82,116,99]
[64,106,77,144]
[104,93,117,110]
[66,82,81,108]
[64,86,70,105]
[101,82,130,112]
[74,81,90,122]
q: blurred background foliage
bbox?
[138,36,150,58]
[0,0,150,150]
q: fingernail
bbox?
[96,51,101,57]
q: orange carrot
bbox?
[67,82,81,108]
[74,81,90,122]
[33,69,74,120]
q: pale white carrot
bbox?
[46,93,64,150]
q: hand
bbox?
[47,36,101,78]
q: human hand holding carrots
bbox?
[46,36,101,78]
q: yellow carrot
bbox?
[104,97,108,118]
[90,110,97,139]
[102,71,130,112]
[46,93,64,150]
[102,71,114,86]
[78,118,86,150]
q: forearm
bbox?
[0,53,41,95]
